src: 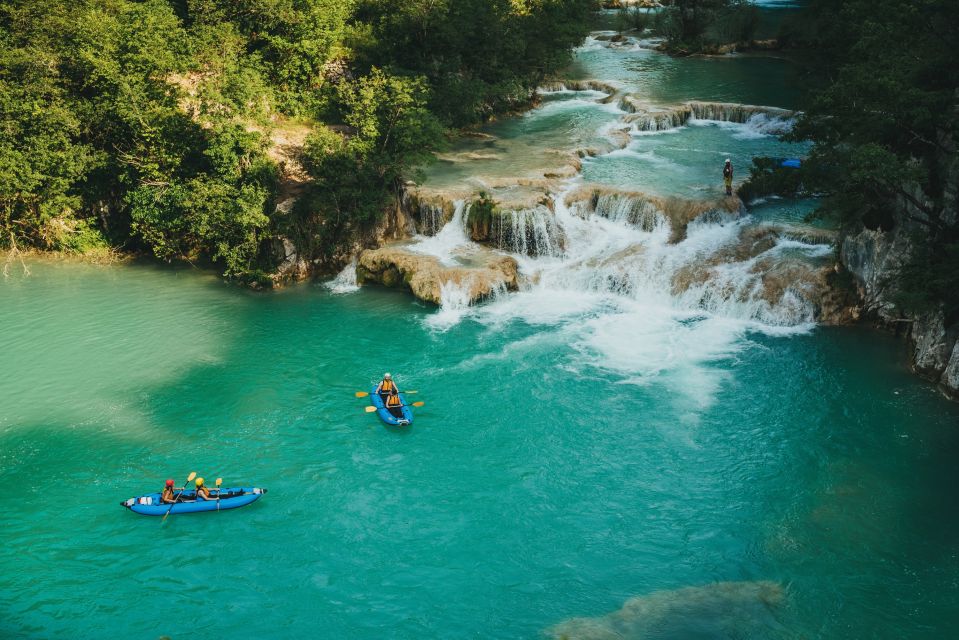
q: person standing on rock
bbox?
[723,158,734,196]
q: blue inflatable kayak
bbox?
[121,487,266,516]
[370,386,413,426]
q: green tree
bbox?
[792,0,959,320]
[349,0,594,125]
[294,69,443,260]
[654,0,758,53]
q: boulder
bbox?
[357,245,519,305]
[941,341,959,398]
[911,310,956,378]
[271,236,310,284]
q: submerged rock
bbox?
[547,581,785,640]
[356,245,519,305]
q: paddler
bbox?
[160,479,178,504]
[376,372,397,402]
[723,158,734,196]
[194,477,218,501]
[385,390,405,418]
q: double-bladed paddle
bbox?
[365,401,424,413]
[161,471,196,523]
[355,390,417,397]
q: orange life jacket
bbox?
[386,394,402,407]
[379,379,397,393]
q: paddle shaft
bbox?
[162,473,196,522]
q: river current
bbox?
[2,6,958,640]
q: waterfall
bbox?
[613,99,797,136]
[624,107,693,133]
[686,101,795,123]
[417,202,448,236]
[493,206,566,257]
[325,256,359,294]
[409,200,474,265]
[459,185,827,330]
[425,278,476,330]
[587,192,666,232]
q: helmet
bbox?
[165,479,174,488]
[195,477,204,487]
[725,158,731,163]
[383,373,392,379]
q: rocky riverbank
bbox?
[841,226,959,399]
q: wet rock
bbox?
[841,228,904,320]
[357,246,519,305]
[942,342,959,399]
[271,236,311,284]
[841,221,959,398]
[911,310,958,379]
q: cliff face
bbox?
[840,175,959,399]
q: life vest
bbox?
[162,488,175,502]
[379,379,397,393]
[386,394,402,408]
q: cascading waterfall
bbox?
[325,256,359,294]
[420,183,826,331]
[493,206,566,257]
[426,278,477,330]
[589,193,664,231]
[687,101,795,123]
[417,202,447,236]
[617,100,797,136]
[409,200,474,265]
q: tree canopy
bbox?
[0,0,595,278]
[791,0,959,321]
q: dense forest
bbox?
[788,0,959,322]
[2,0,957,316]
[0,0,594,280]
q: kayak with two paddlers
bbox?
[121,474,267,516]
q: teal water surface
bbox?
[2,260,958,639]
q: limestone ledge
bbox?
[356,245,519,305]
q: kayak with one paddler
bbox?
[121,487,267,516]
[370,386,414,426]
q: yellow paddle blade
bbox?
[187,472,197,483]
[365,406,378,413]
[355,391,370,398]
[403,390,418,394]
[215,478,222,487]
[411,401,425,407]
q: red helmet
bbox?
[165,479,175,488]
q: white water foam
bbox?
[325,256,359,294]
[425,278,476,331]
[408,200,477,266]
[418,181,825,410]
[688,113,796,140]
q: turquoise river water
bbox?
[3,6,959,640]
